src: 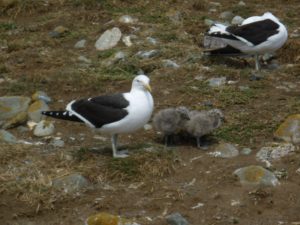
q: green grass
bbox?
[0,22,17,31]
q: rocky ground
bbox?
[1,0,300,225]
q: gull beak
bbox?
[143,83,152,92]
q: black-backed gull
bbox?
[42,75,154,158]
[205,12,288,70]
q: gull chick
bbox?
[153,106,190,146]
[185,109,224,148]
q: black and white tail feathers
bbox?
[204,45,246,56]
[41,111,83,123]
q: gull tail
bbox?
[204,45,246,56]
[41,111,83,122]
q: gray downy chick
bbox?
[185,109,224,148]
[153,106,190,146]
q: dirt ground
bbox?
[1,0,300,225]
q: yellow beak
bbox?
[144,83,152,92]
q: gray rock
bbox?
[50,138,65,148]
[0,96,31,121]
[0,129,17,143]
[27,100,49,122]
[78,55,92,64]
[219,11,234,21]
[167,10,182,24]
[204,18,214,26]
[203,35,227,49]
[146,37,158,45]
[238,1,246,6]
[144,124,152,131]
[119,15,137,24]
[207,77,226,88]
[49,25,68,38]
[234,165,279,187]
[31,91,51,103]
[274,114,300,143]
[52,173,90,193]
[162,59,180,69]
[74,39,86,49]
[33,120,55,137]
[256,143,295,162]
[102,51,126,66]
[209,143,239,158]
[136,49,160,59]
[95,27,122,51]
[240,148,252,155]
[231,16,244,25]
[122,35,133,47]
[166,212,189,225]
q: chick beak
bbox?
[143,83,152,92]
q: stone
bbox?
[27,100,49,122]
[209,143,239,158]
[203,36,227,49]
[166,212,189,225]
[31,91,51,103]
[274,114,300,144]
[234,165,279,187]
[238,1,246,6]
[50,138,65,148]
[52,173,90,193]
[74,39,87,49]
[102,51,126,66]
[78,56,92,64]
[146,37,157,45]
[256,143,295,162]
[85,212,140,225]
[95,27,122,51]
[207,77,226,88]
[0,129,17,143]
[136,50,160,59]
[33,120,55,137]
[162,59,180,69]
[219,11,234,21]
[204,18,214,27]
[122,35,133,47]
[231,16,244,25]
[2,111,27,129]
[49,25,68,38]
[144,124,152,131]
[0,96,31,121]
[118,15,137,24]
[240,148,252,155]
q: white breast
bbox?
[98,90,154,134]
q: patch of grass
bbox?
[97,49,118,59]
[0,22,17,31]
[231,6,255,18]
[108,158,140,178]
[72,147,92,162]
[216,87,257,106]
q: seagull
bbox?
[204,12,288,70]
[42,75,154,158]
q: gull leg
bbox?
[112,134,128,158]
[255,54,260,71]
[196,137,202,148]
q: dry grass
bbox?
[0,143,176,209]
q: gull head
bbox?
[132,74,152,92]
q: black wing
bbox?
[204,45,246,56]
[226,19,279,45]
[71,93,129,128]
